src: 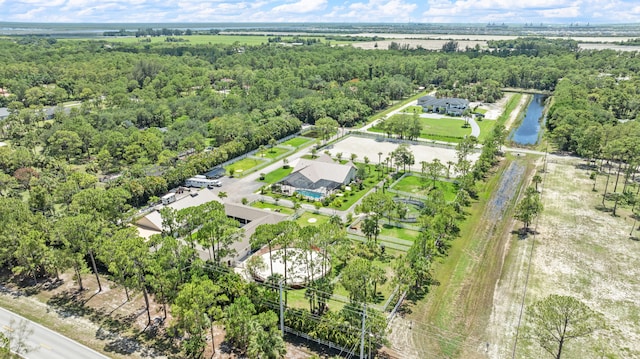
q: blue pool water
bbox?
[511,94,547,145]
[296,189,323,199]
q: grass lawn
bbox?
[476,119,496,142]
[282,137,314,148]
[250,201,295,215]
[295,211,332,227]
[392,175,458,202]
[379,224,419,242]
[369,115,473,142]
[330,180,376,210]
[419,117,471,140]
[228,157,266,176]
[402,106,424,114]
[363,90,430,125]
[260,167,293,184]
[258,146,289,160]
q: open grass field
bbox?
[295,211,332,227]
[228,157,266,176]
[419,117,471,140]
[258,146,290,159]
[365,90,430,125]
[281,137,314,148]
[391,175,458,202]
[379,224,419,242]
[485,156,640,359]
[260,166,293,184]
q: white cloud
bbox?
[16,0,66,6]
[13,7,46,20]
[272,0,327,13]
[326,0,417,21]
[537,6,580,18]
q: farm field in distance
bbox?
[1,20,640,359]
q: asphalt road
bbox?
[0,307,109,359]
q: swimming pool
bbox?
[296,189,323,199]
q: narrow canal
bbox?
[511,93,547,145]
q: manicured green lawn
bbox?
[380,224,419,242]
[364,90,430,125]
[260,167,293,184]
[250,201,295,215]
[228,157,266,175]
[295,212,332,227]
[419,117,470,140]
[282,137,313,148]
[392,175,458,202]
[330,180,377,210]
[369,114,474,142]
[258,146,289,159]
[402,106,424,114]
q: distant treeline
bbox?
[267,36,321,45]
[617,38,640,46]
[104,28,221,37]
[324,35,385,42]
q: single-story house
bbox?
[136,189,288,266]
[418,95,469,116]
[277,154,357,200]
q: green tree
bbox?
[523,295,605,359]
[532,173,543,192]
[224,296,257,351]
[46,130,83,162]
[247,312,287,359]
[196,201,241,264]
[515,187,544,233]
[172,275,227,357]
[391,143,414,172]
[315,117,339,141]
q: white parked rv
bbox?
[161,193,176,205]
[185,175,222,188]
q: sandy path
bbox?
[503,94,530,131]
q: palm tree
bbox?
[247,326,286,359]
[532,173,542,192]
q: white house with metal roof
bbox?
[277,154,357,200]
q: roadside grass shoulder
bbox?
[406,155,537,358]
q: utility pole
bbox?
[360,303,367,359]
[279,280,285,336]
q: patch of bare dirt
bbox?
[484,156,640,358]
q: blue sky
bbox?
[1,0,640,24]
